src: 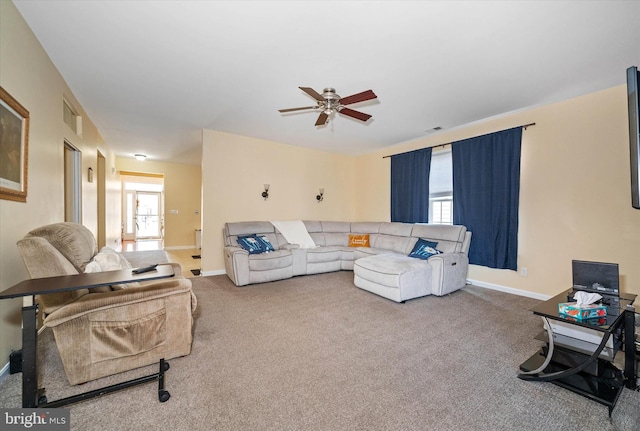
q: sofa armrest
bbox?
[43,277,194,327]
[224,246,250,286]
[427,252,469,296]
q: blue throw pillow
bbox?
[255,235,275,252]
[237,235,263,254]
[408,238,441,260]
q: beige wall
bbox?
[116,158,202,248]
[355,86,640,298]
[0,1,120,371]
[201,129,357,274]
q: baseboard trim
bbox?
[164,245,198,250]
[467,278,551,301]
[201,269,226,277]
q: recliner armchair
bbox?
[16,222,197,385]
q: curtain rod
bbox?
[382,122,536,159]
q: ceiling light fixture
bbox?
[134,154,147,161]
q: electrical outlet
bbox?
[520,267,528,276]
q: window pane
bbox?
[429,148,453,224]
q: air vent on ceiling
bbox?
[424,126,442,134]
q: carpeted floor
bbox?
[1,272,638,430]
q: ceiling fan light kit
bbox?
[279,86,377,126]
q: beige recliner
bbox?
[16,222,197,385]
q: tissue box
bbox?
[558,302,606,320]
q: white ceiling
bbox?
[13,1,640,165]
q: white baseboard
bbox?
[467,278,551,301]
[164,245,199,250]
[201,269,226,277]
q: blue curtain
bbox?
[391,147,432,223]
[452,127,522,270]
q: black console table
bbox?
[0,264,175,408]
[518,289,637,416]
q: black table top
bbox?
[0,264,175,299]
[531,289,636,332]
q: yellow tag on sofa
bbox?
[348,234,370,247]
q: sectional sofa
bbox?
[223,221,472,302]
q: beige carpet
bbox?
[1,272,639,430]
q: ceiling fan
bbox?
[278,87,377,126]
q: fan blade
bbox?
[315,112,329,126]
[338,107,372,122]
[299,86,325,101]
[278,106,316,113]
[339,89,377,106]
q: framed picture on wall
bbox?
[0,86,29,202]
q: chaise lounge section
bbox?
[223,221,471,302]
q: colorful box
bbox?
[558,302,607,320]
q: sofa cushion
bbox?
[324,232,349,246]
[408,239,441,260]
[248,250,293,271]
[354,254,431,289]
[351,222,381,234]
[373,234,411,254]
[379,222,413,237]
[225,222,275,246]
[410,224,467,253]
[26,222,97,272]
[303,220,323,233]
[226,221,275,236]
[237,235,264,254]
[348,234,370,247]
[309,232,326,246]
[321,221,351,233]
[306,247,343,263]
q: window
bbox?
[431,197,453,224]
[428,148,453,224]
[63,100,82,136]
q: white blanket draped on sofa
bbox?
[270,220,316,249]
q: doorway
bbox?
[64,141,81,223]
[97,151,106,249]
[121,173,164,244]
[134,191,162,239]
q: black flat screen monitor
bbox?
[571,260,619,296]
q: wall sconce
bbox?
[262,184,270,200]
[134,154,147,161]
[316,188,324,202]
[88,167,94,183]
